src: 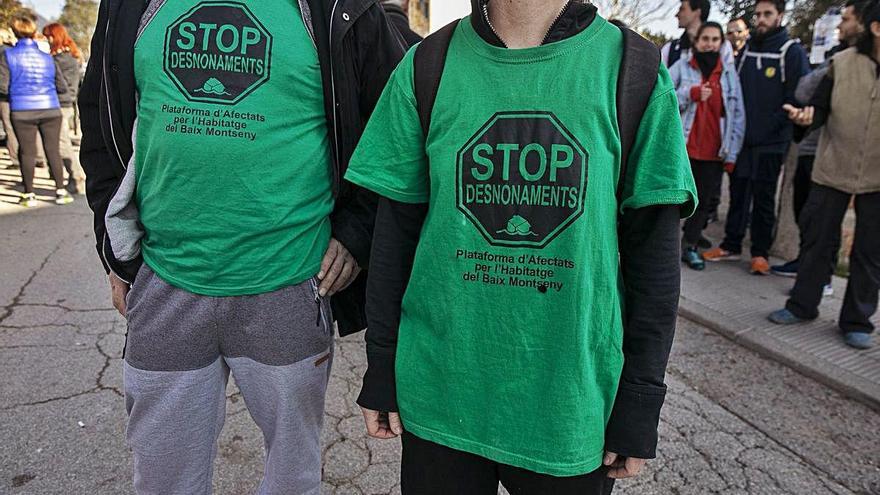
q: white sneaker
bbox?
[19,192,37,208]
[823,284,834,297]
[55,189,74,205]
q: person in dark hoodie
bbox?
[662,0,710,67]
[703,0,809,275]
[382,0,422,47]
[346,0,697,493]
[78,0,404,492]
[662,0,734,69]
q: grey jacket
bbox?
[794,64,829,156]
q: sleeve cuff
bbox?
[604,382,667,459]
[621,190,697,219]
[356,351,399,412]
[345,169,429,205]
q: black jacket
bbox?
[356,0,683,460]
[78,0,406,335]
[382,4,422,47]
[54,51,82,107]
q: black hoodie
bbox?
[358,0,684,462]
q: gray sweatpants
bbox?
[124,265,333,495]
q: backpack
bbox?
[737,39,798,83]
[413,20,661,208]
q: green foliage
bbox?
[640,28,672,46]
[0,0,28,27]
[788,0,839,45]
[716,0,755,27]
[714,0,839,48]
[57,0,98,56]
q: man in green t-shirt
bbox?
[346,0,697,493]
[79,0,404,492]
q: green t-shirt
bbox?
[134,0,333,296]
[346,17,696,476]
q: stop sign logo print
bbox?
[456,112,588,249]
[164,2,272,105]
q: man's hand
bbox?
[700,83,712,102]
[604,451,647,479]
[109,272,129,317]
[360,407,403,439]
[318,238,361,297]
[783,103,814,127]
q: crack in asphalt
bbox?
[667,366,858,493]
[2,388,99,410]
[16,302,116,312]
[0,243,62,326]
[95,333,123,398]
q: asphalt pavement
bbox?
[1,162,878,494]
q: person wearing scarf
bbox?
[670,22,746,270]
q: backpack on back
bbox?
[412,20,661,207]
[737,39,798,83]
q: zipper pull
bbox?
[311,278,322,327]
[316,298,322,327]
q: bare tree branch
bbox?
[594,0,676,30]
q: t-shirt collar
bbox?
[469,0,598,48]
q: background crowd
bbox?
[0,13,83,208]
[1,0,876,348]
[660,0,880,349]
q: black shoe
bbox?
[771,260,799,277]
[697,236,712,249]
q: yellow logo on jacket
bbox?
[765,66,777,78]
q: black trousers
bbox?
[10,110,64,193]
[683,159,724,247]
[793,155,815,222]
[792,155,839,276]
[721,151,784,258]
[787,184,880,334]
[401,431,615,495]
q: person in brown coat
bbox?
[769,1,880,350]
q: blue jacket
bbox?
[670,55,746,164]
[0,38,64,112]
[736,28,809,152]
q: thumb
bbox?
[603,451,618,466]
[782,103,797,115]
[389,412,403,435]
[319,240,338,280]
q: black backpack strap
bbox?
[616,28,661,206]
[414,20,460,137]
